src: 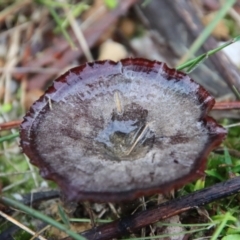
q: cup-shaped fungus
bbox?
[20,58,226,202]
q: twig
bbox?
[84,202,96,227]
[62,176,240,240]
[64,4,93,61]
[25,0,138,90]
[0,67,61,74]
[212,101,240,110]
[0,120,22,130]
[2,24,20,104]
[228,8,240,29]
[214,148,240,159]
[224,122,240,128]
[0,0,31,23]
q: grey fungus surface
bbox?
[20,58,227,202]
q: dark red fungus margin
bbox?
[20,58,226,202]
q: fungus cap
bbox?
[20,58,226,202]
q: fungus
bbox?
[20,58,226,202]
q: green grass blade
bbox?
[0,132,19,143]
[70,218,112,223]
[48,7,76,49]
[224,147,233,174]
[104,0,118,9]
[232,85,240,99]
[35,0,73,7]
[58,204,70,228]
[211,212,236,240]
[54,3,89,33]
[179,0,237,64]
[177,35,240,71]
[185,54,207,73]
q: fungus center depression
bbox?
[95,91,155,161]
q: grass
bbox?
[0,132,19,143]
[178,0,237,65]
[1,197,86,240]
[1,0,240,239]
[176,35,240,72]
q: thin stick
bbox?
[224,122,240,128]
[2,24,20,104]
[0,120,22,130]
[108,203,120,218]
[0,0,31,23]
[0,170,33,177]
[24,155,39,188]
[126,122,152,155]
[0,67,61,74]
[64,5,93,61]
[0,210,47,240]
[212,101,240,110]
[114,91,123,114]
[30,224,51,240]
[83,202,95,227]
[68,176,240,240]
[2,178,28,192]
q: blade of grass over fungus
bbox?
[0,196,86,240]
[0,132,19,143]
[178,0,237,65]
[177,35,240,71]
